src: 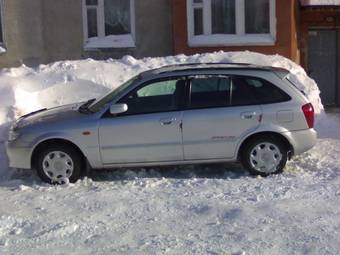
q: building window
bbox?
[82,0,135,49]
[187,0,276,47]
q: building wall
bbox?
[172,0,298,60]
[0,0,174,68]
[0,0,45,68]
[134,0,173,58]
[41,0,83,64]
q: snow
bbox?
[300,0,340,6]
[0,51,339,254]
[84,34,135,49]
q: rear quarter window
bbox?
[232,76,291,105]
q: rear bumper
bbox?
[282,128,317,156]
[5,141,32,169]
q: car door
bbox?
[98,77,185,165]
[182,75,262,160]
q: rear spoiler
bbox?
[272,67,290,80]
[271,67,307,96]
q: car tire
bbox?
[241,136,288,177]
[35,145,83,184]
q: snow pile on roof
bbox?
[0,51,323,180]
[300,0,340,6]
[0,51,323,120]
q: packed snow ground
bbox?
[0,52,339,254]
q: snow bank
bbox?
[0,51,323,119]
[0,51,323,180]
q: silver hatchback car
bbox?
[6,63,317,183]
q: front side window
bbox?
[118,79,185,115]
[188,0,276,47]
[89,75,139,113]
[83,0,135,49]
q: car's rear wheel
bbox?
[35,145,83,184]
[241,137,288,176]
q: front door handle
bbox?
[241,112,257,120]
[160,117,176,125]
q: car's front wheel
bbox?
[241,136,288,176]
[35,145,83,184]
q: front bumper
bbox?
[6,141,32,169]
[282,128,317,156]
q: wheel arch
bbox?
[237,131,294,160]
[31,138,88,169]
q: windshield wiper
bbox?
[78,98,96,114]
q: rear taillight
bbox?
[302,103,314,128]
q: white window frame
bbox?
[187,0,276,47]
[82,0,135,49]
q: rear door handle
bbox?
[241,112,257,119]
[160,117,176,125]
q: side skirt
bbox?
[98,158,237,169]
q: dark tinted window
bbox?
[118,79,184,115]
[190,77,231,108]
[232,77,291,105]
[230,78,257,106]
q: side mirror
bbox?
[109,104,128,115]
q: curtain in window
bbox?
[245,0,270,34]
[194,8,203,35]
[87,9,98,38]
[104,0,130,35]
[211,0,235,34]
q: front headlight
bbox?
[8,128,20,142]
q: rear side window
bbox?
[190,77,231,108]
[188,75,291,110]
[230,78,258,106]
[232,77,291,105]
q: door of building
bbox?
[308,30,337,106]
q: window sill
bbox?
[84,34,135,50]
[188,34,276,47]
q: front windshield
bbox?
[89,75,139,113]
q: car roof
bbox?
[140,63,290,79]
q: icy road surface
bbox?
[0,113,339,255]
